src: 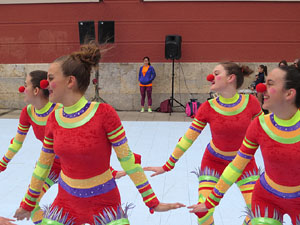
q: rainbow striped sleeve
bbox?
[204,136,259,209]
[0,122,30,171]
[163,118,206,171]
[108,125,159,209]
[20,136,55,211]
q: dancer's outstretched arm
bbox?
[0,216,16,225]
[144,114,207,177]
[105,104,186,212]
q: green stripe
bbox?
[25,193,37,202]
[245,137,257,146]
[208,193,221,203]
[259,116,300,144]
[126,166,143,175]
[141,189,154,198]
[183,135,193,144]
[42,218,65,225]
[229,163,242,174]
[251,217,282,225]
[208,94,249,116]
[14,139,23,145]
[32,173,46,181]
[176,144,187,152]
[55,103,100,128]
[108,129,125,140]
[8,147,18,153]
[27,105,47,126]
[198,209,214,225]
[236,175,259,187]
[220,174,233,186]
[0,159,8,166]
[36,161,51,170]
[44,136,53,141]
[107,124,123,136]
[198,175,219,183]
[118,152,133,162]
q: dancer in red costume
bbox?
[0,70,62,224]
[190,66,300,225]
[145,62,263,225]
[14,42,184,225]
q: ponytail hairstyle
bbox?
[280,65,300,108]
[220,62,254,89]
[143,56,151,66]
[259,64,268,76]
[29,70,49,97]
[54,41,101,93]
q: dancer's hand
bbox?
[187,203,208,213]
[143,166,165,177]
[13,207,30,221]
[0,216,16,225]
[154,202,186,212]
[115,171,126,179]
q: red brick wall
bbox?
[0,0,299,63]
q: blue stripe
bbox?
[237,151,252,160]
[189,126,202,133]
[260,172,300,199]
[59,176,117,198]
[207,143,235,161]
[17,130,27,135]
[137,181,149,189]
[112,137,127,147]
[42,147,54,154]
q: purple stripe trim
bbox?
[207,144,235,161]
[35,103,56,117]
[170,155,178,163]
[29,188,41,195]
[62,102,91,118]
[42,147,54,154]
[55,155,60,159]
[137,181,149,189]
[270,113,300,131]
[58,176,117,198]
[3,155,11,162]
[260,172,300,199]
[216,95,242,108]
[34,220,42,224]
[17,130,27,135]
[213,187,224,197]
[237,151,252,160]
[112,137,127,147]
[189,126,202,133]
[199,179,217,183]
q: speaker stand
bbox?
[91,70,107,103]
[169,58,185,115]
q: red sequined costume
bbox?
[20,97,159,225]
[163,93,263,225]
[0,102,62,224]
[204,110,300,225]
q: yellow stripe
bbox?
[264,173,300,193]
[210,141,237,157]
[60,169,113,189]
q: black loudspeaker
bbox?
[98,21,115,44]
[165,35,182,60]
[78,21,95,45]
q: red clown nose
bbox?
[206,74,214,82]
[19,86,25,93]
[256,83,267,93]
[40,80,49,89]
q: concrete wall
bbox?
[0,62,280,111]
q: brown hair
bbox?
[220,62,253,89]
[29,70,49,97]
[280,65,300,108]
[54,41,101,93]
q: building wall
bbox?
[0,1,299,109]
